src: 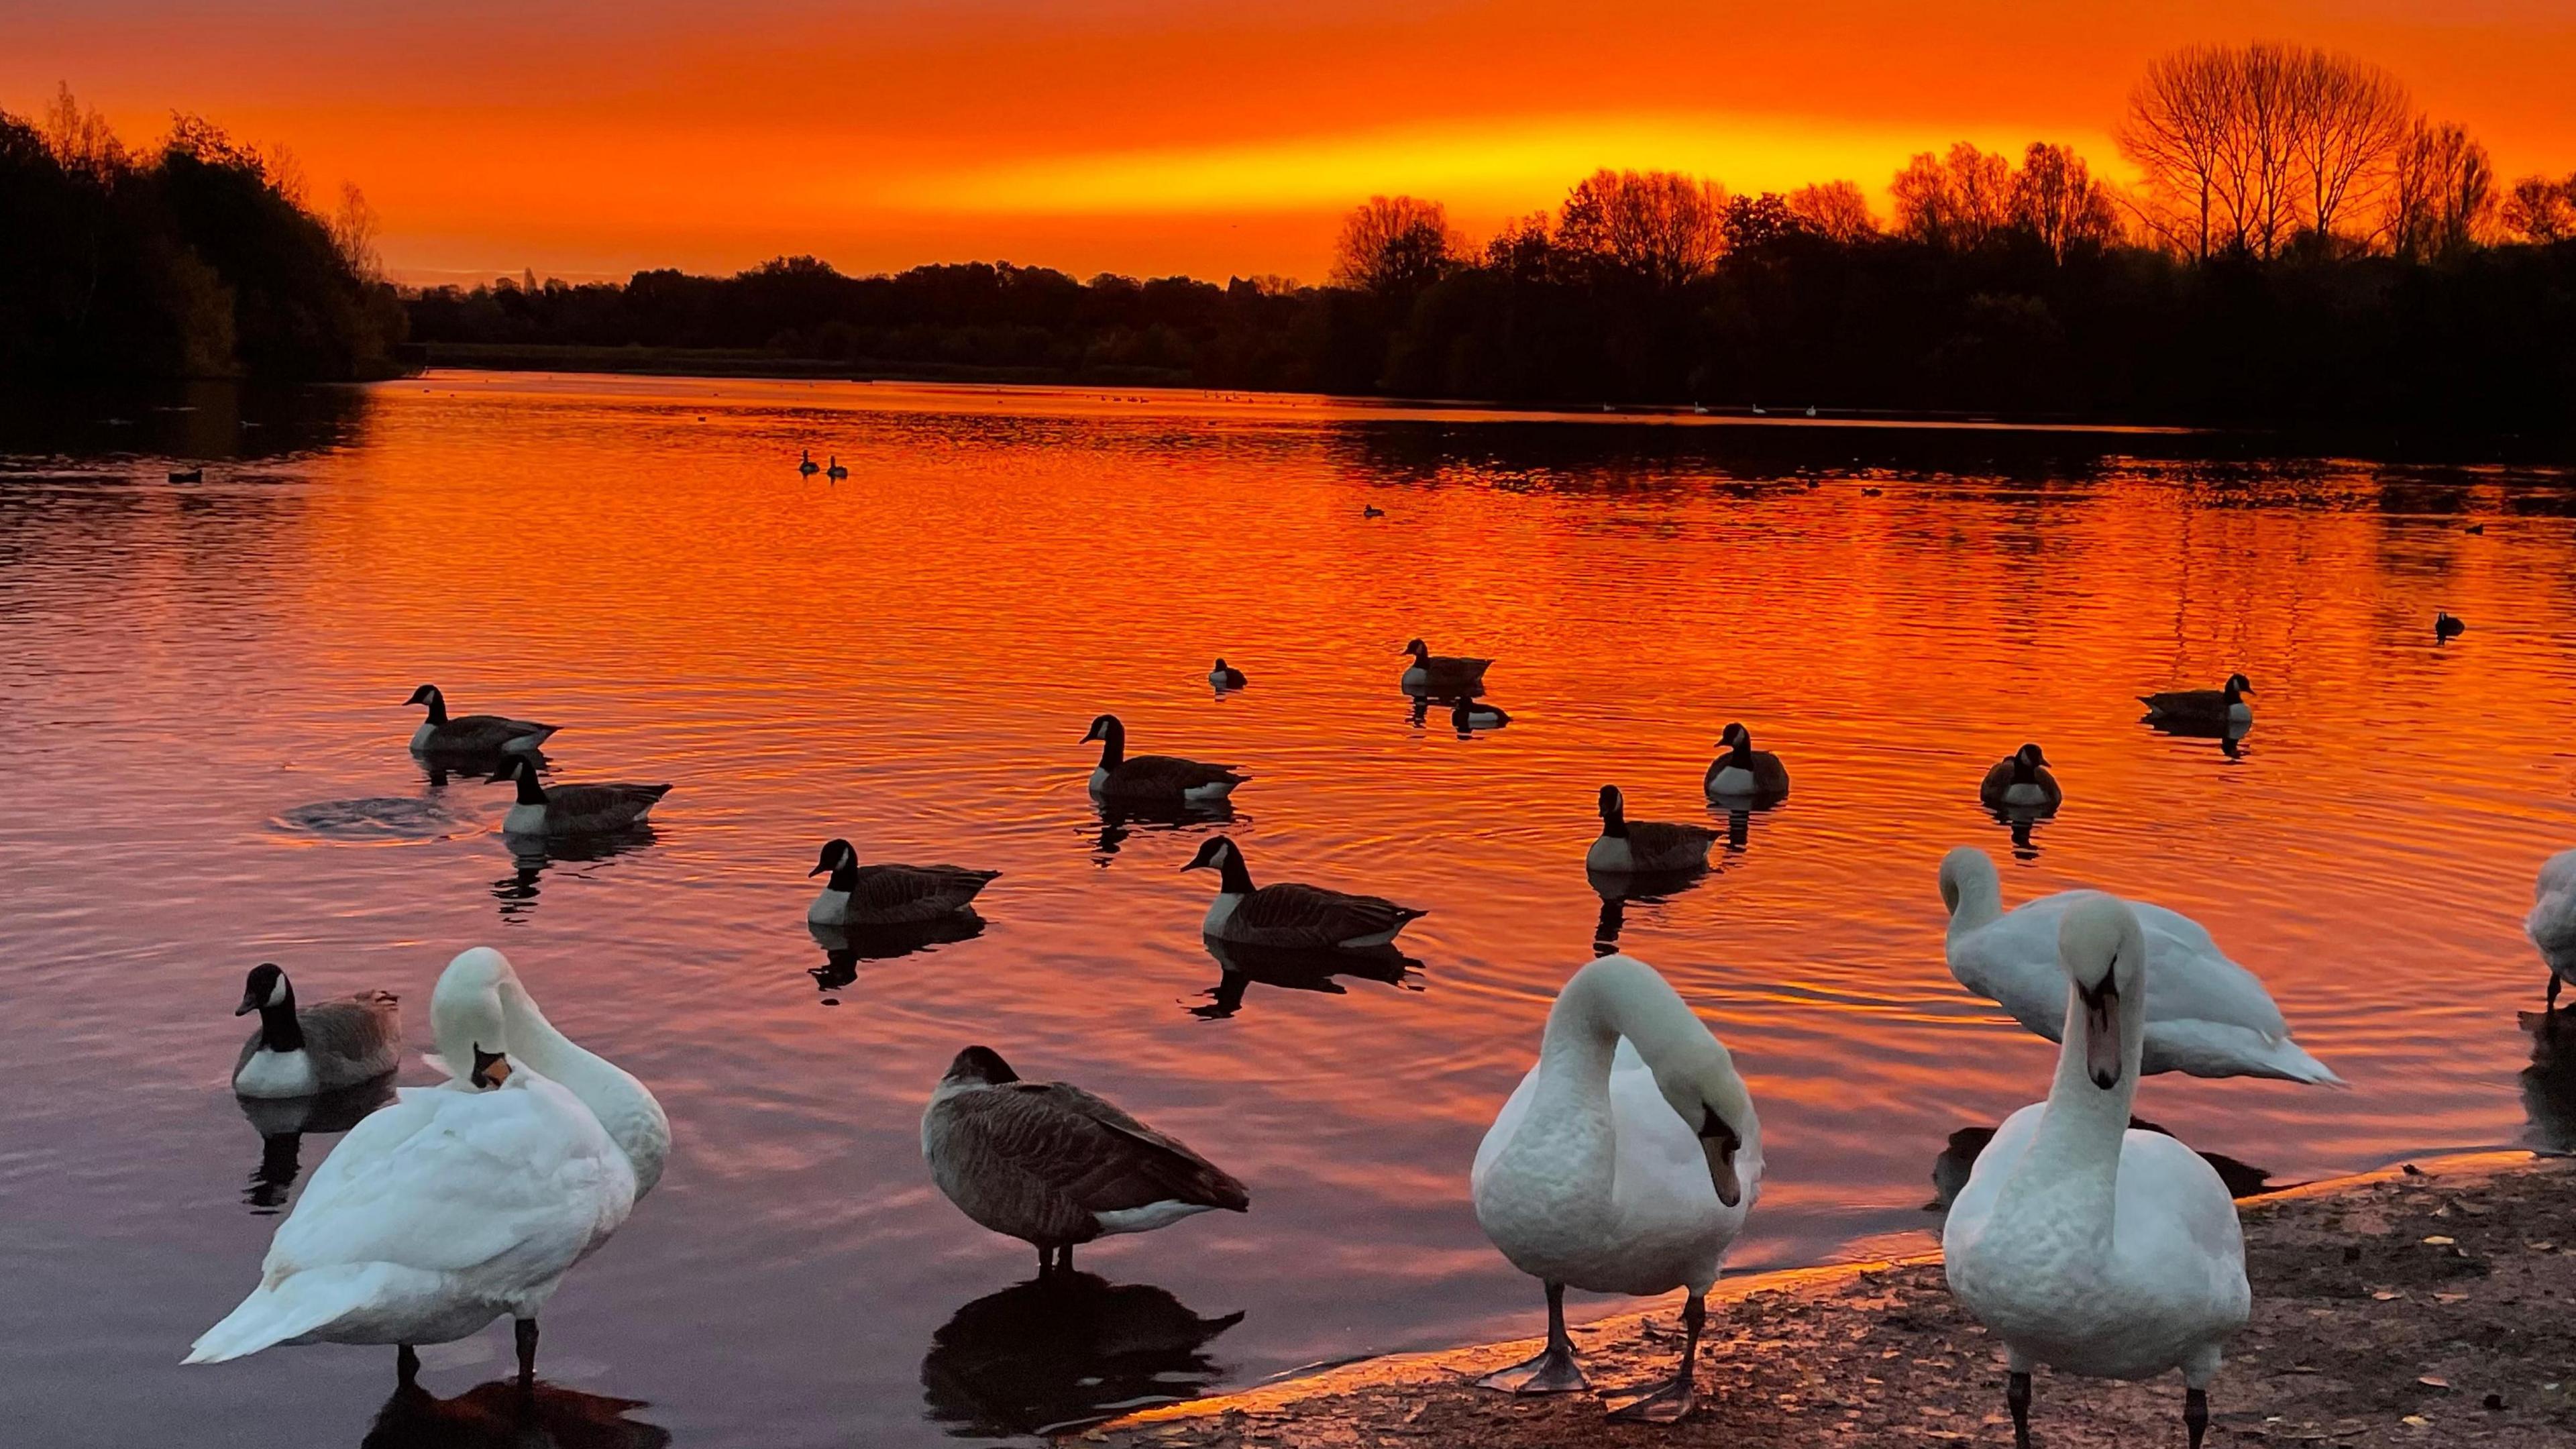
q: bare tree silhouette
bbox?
[1331,195,1457,297]
[2010,144,2125,260]
[1785,180,1878,242]
[2389,119,2496,260]
[1892,144,2012,251]
[2501,173,2576,243]
[1556,168,1730,288]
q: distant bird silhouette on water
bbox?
[1451,697,1509,731]
[1587,785,1718,875]
[168,467,204,483]
[825,456,847,481]
[2464,523,2486,535]
[493,755,670,837]
[1399,638,1491,697]
[1208,659,1247,690]
[2139,674,2253,732]
[2436,611,2467,643]
[1980,743,2063,815]
[798,450,820,477]
[806,838,998,927]
[1361,504,1385,519]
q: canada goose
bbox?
[1860,486,1884,496]
[2436,611,2467,642]
[922,1046,1248,1275]
[1208,659,1248,690]
[1361,504,1385,519]
[1450,697,1509,731]
[824,456,847,480]
[806,838,998,926]
[1399,639,1491,696]
[1181,835,1425,949]
[1943,897,2251,1449]
[190,947,667,1387]
[1979,743,2063,813]
[231,964,402,1099]
[169,467,204,483]
[2139,674,2253,731]
[493,755,669,836]
[1473,955,1761,1422]
[798,450,819,477]
[1587,785,1717,874]
[2465,523,2486,535]
[1805,405,1817,417]
[2528,849,2576,1012]
[405,684,558,757]
[1080,714,1242,804]
[1703,722,1790,800]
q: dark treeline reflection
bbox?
[920,1273,1244,1437]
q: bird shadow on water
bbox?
[2140,717,2251,760]
[806,916,988,999]
[235,1075,397,1212]
[360,1379,671,1449]
[1984,808,2051,861]
[1922,1121,2276,1214]
[492,828,659,918]
[919,1272,1245,1438]
[1587,867,1716,957]
[1083,800,1236,867]
[2516,1008,2576,1155]
[1188,935,1423,1020]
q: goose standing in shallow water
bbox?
[922,1046,1248,1276]
[1472,954,1761,1423]
[1587,785,1717,875]
[1938,846,2341,1084]
[1703,722,1790,800]
[806,837,998,926]
[2140,674,2253,731]
[2528,849,2576,1011]
[189,947,668,1387]
[406,685,557,757]
[231,964,402,1099]
[1181,835,1425,949]
[494,755,670,836]
[1979,743,2063,814]
[1943,896,2251,1449]
[1080,714,1243,804]
[1398,638,1490,696]
[1208,659,1248,690]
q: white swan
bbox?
[2528,849,2576,1011]
[1943,895,2251,1449]
[1939,847,2341,1085]
[1471,955,1762,1424]
[187,948,667,1385]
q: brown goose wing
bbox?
[1627,820,1717,869]
[1106,754,1243,797]
[434,714,557,753]
[847,863,1000,922]
[2140,688,2224,718]
[1232,882,1426,947]
[1752,751,1791,794]
[545,782,671,830]
[953,1082,1249,1216]
[302,991,403,1079]
[1978,757,2016,804]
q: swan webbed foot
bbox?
[1600,1371,1695,1423]
[1475,1343,1589,1395]
[2006,1368,2032,1449]
[2185,1387,2208,1449]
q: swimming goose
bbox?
[922,1046,1249,1276]
[2139,674,2252,731]
[2527,849,2576,1011]
[1208,659,1248,690]
[1938,846,2341,1084]
[189,946,667,1387]
[1181,835,1426,949]
[798,450,819,477]
[824,455,847,481]
[806,837,998,926]
[231,964,402,1099]
[1943,896,2251,1449]
[2436,610,2466,642]
[494,755,670,836]
[1587,785,1717,875]
[1361,504,1385,519]
[1703,722,1790,800]
[1451,698,1510,731]
[406,685,558,757]
[1081,714,1243,804]
[1472,954,1761,1423]
[1978,743,2063,813]
[1399,639,1490,696]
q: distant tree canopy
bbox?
[0,87,405,382]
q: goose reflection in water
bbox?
[806,915,987,995]
[2516,1009,2576,1155]
[235,1075,396,1212]
[360,1379,669,1449]
[1084,798,1236,866]
[1924,1121,2273,1214]
[1587,866,1717,957]
[490,828,659,917]
[2140,715,2253,761]
[920,1272,1244,1438]
[1189,935,1421,1020]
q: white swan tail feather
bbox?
[184,1263,408,1364]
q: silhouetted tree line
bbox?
[0,88,406,382]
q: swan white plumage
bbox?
[1939,846,2341,1085]
[1470,954,1762,1423]
[186,947,667,1384]
[1943,895,2251,1449]
[2528,848,2576,1012]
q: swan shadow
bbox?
[360,1378,671,1448]
[236,1074,397,1212]
[1189,936,1423,1020]
[807,914,988,993]
[920,1271,1245,1438]
[492,827,659,917]
[2516,1008,2576,1155]
[1084,798,1236,865]
[1924,1120,2275,1214]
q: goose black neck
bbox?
[1725,738,1753,766]
[828,857,862,892]
[1095,722,1125,769]
[2012,755,2038,784]
[1214,850,1256,894]
[257,994,305,1053]
[2222,681,2241,703]
[1602,805,1629,839]
[513,767,548,806]
[422,692,448,724]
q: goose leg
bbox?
[1036,1244,1053,1278]
[2006,1368,2031,1449]
[515,1318,539,1389]
[1474,1281,1588,1394]
[2550,972,2562,1014]
[1602,1290,1703,1423]
[2185,1387,2208,1449]
[396,1344,419,1385]
[1056,1244,1073,1274]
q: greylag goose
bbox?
[406,685,557,756]
[1181,835,1426,949]
[1081,714,1242,804]
[806,838,998,926]
[494,755,669,836]
[231,965,401,1098]
[1587,785,1717,874]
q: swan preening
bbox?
[922,1046,1248,1275]
[1938,847,2341,1085]
[1472,955,1761,1423]
[1399,639,1490,697]
[1081,714,1243,804]
[1587,784,1718,875]
[1978,743,2063,814]
[231,964,402,1099]
[189,947,668,1387]
[806,837,998,926]
[1703,722,1790,800]
[495,755,671,836]
[1181,835,1426,949]
[2530,848,2576,1010]
[2139,674,2253,731]
[1943,896,2251,1449]
[407,684,557,757]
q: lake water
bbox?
[4,374,2575,1448]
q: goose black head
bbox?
[405,684,441,708]
[810,838,857,877]
[1597,784,1625,820]
[945,1044,1019,1087]
[1081,714,1122,744]
[1180,836,1235,873]
[1213,658,1229,670]
[2016,742,2049,770]
[470,1044,513,1089]
[237,962,290,1016]
[2224,673,2252,697]
[1399,637,1429,658]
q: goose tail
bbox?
[184,1265,399,1364]
[506,725,561,753]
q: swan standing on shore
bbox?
[1938,847,2341,1085]
[1472,955,1762,1423]
[1943,896,2251,1449]
[231,964,401,1098]
[188,948,667,1387]
[2528,849,2576,1011]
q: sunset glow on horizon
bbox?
[7,0,2573,285]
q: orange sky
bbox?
[6,1,2572,285]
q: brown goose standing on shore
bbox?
[231,964,402,1099]
[1399,639,1491,696]
[1181,835,1426,949]
[1081,714,1243,804]
[2140,674,2253,731]
[1979,743,2063,814]
[1587,785,1719,874]
[922,1046,1249,1276]
[806,838,998,926]
[406,684,557,756]
[494,755,670,836]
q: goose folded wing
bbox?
[955,1083,1248,1214]
[443,714,552,750]
[1115,755,1242,792]
[1627,822,1717,857]
[849,864,998,913]
[545,783,671,820]
[299,994,404,1075]
[1234,882,1421,941]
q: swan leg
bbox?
[514,1318,539,1389]
[396,1344,419,1385]
[2006,1369,2031,1449]
[1602,1291,1703,1424]
[2550,973,2563,1013]
[1474,1281,1589,1395]
[2185,1387,2208,1449]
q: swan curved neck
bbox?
[498,981,669,1193]
[1942,855,2003,938]
[1996,928,2147,1240]
[1540,957,1731,1108]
